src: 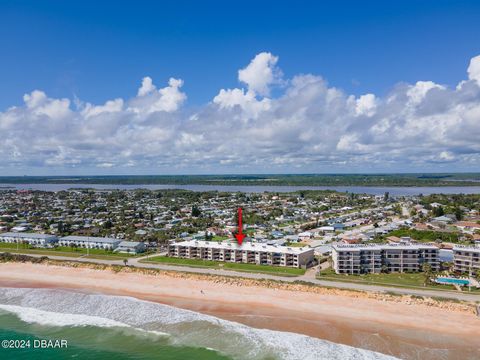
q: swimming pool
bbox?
[436,277,470,286]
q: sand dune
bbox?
[0,262,479,359]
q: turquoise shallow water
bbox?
[0,313,230,360]
[0,287,397,360]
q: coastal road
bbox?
[3,251,480,302]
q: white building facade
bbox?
[0,232,58,247]
[168,240,314,268]
[332,243,439,274]
[453,246,480,275]
[59,236,121,250]
[114,241,146,254]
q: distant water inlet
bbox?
[0,287,397,360]
[2,183,480,195]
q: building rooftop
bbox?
[453,245,480,253]
[0,232,57,239]
[172,240,313,255]
[117,241,143,247]
[332,242,438,251]
[60,235,120,244]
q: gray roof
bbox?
[0,232,57,240]
[60,235,120,244]
[117,241,143,248]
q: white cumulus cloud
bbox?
[0,52,479,174]
[238,52,281,96]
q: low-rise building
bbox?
[59,235,121,250]
[0,232,58,247]
[332,243,439,274]
[168,240,314,268]
[453,246,480,275]
[114,241,146,254]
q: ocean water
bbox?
[0,287,397,360]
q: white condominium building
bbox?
[332,243,439,274]
[0,232,58,247]
[59,235,121,250]
[453,246,480,275]
[168,240,315,268]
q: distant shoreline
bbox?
[1,173,480,188]
[1,182,480,196]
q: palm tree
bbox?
[123,259,128,266]
[422,263,433,287]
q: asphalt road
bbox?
[2,251,480,302]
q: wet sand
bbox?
[0,262,479,359]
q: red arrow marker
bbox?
[234,207,246,245]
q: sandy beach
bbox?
[0,261,479,359]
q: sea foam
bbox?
[0,287,398,360]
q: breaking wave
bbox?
[0,287,397,360]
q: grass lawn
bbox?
[141,256,306,276]
[0,242,138,258]
[211,235,229,242]
[317,268,474,292]
[285,242,308,247]
[0,248,84,258]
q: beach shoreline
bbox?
[0,261,479,359]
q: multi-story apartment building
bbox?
[59,235,121,250]
[0,232,58,247]
[453,246,480,275]
[332,243,439,274]
[168,240,314,268]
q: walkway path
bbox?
[2,251,480,302]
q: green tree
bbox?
[433,206,444,217]
[384,192,389,202]
[191,205,201,217]
[422,263,433,286]
[454,208,463,221]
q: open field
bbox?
[285,242,307,247]
[385,229,461,243]
[141,255,306,276]
[211,235,229,241]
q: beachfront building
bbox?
[453,246,480,275]
[0,232,58,247]
[59,235,121,250]
[113,241,146,254]
[332,243,439,274]
[168,240,315,268]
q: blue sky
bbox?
[1,0,480,109]
[0,0,479,175]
